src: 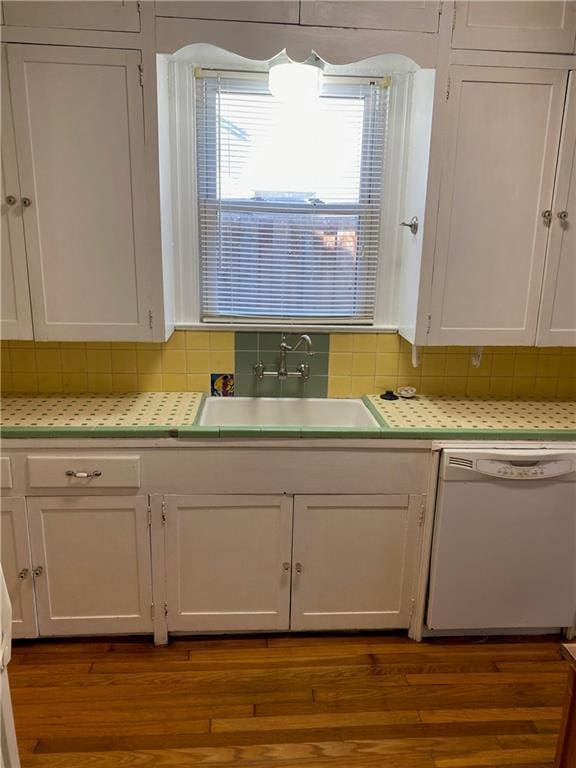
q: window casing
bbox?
[194,71,390,326]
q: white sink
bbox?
[199,398,379,428]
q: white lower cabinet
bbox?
[162,493,422,634]
[26,496,153,636]
[164,495,293,633]
[291,495,421,631]
[0,497,37,638]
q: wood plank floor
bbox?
[9,633,568,768]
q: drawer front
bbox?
[0,457,13,489]
[27,455,140,489]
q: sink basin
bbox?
[199,398,379,428]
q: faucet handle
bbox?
[253,362,265,380]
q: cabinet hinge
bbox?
[426,314,432,335]
[451,3,457,32]
[150,603,155,619]
[148,309,153,330]
[161,500,167,525]
[164,602,168,617]
[138,64,144,88]
[136,0,142,12]
[147,506,152,528]
[418,502,426,527]
[445,76,451,101]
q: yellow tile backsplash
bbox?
[1,331,575,399]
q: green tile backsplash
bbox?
[234,332,329,397]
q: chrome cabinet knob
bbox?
[33,566,44,577]
[21,197,32,208]
[400,216,419,235]
[542,209,552,225]
[5,195,16,206]
[18,568,29,580]
[557,210,569,222]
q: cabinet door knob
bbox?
[282,561,290,572]
[295,562,302,574]
[542,209,552,225]
[21,197,32,208]
[33,566,44,577]
[18,568,29,580]
[5,195,16,206]
[557,210,569,222]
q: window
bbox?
[194,71,389,325]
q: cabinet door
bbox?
[164,495,292,632]
[3,1,140,31]
[428,67,567,346]
[1,47,33,341]
[300,1,441,32]
[1,497,37,638]
[7,45,152,342]
[156,2,299,23]
[26,496,153,636]
[291,495,421,631]
[452,1,576,54]
[538,74,576,346]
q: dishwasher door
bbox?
[427,449,576,630]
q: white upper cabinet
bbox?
[164,495,293,633]
[26,495,153,636]
[2,1,141,31]
[290,495,421,631]
[428,66,567,346]
[156,1,299,23]
[452,1,576,53]
[538,74,576,347]
[1,47,33,341]
[300,1,441,32]
[0,497,38,639]
[7,45,154,342]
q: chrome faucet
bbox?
[254,333,314,381]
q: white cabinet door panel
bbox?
[165,495,292,632]
[1,47,33,340]
[3,1,141,31]
[300,1,441,32]
[0,497,37,638]
[27,496,153,636]
[157,2,299,23]
[452,1,576,54]
[7,45,151,341]
[429,67,567,346]
[538,74,576,346]
[291,495,421,631]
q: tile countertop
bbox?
[0,392,574,440]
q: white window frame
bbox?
[163,59,413,332]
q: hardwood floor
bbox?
[8,633,568,767]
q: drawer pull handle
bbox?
[18,568,29,580]
[65,470,102,479]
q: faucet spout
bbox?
[288,334,314,355]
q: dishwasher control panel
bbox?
[443,449,576,481]
[476,458,573,479]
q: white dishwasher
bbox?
[427,448,576,630]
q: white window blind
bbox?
[195,71,389,324]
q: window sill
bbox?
[174,323,399,334]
